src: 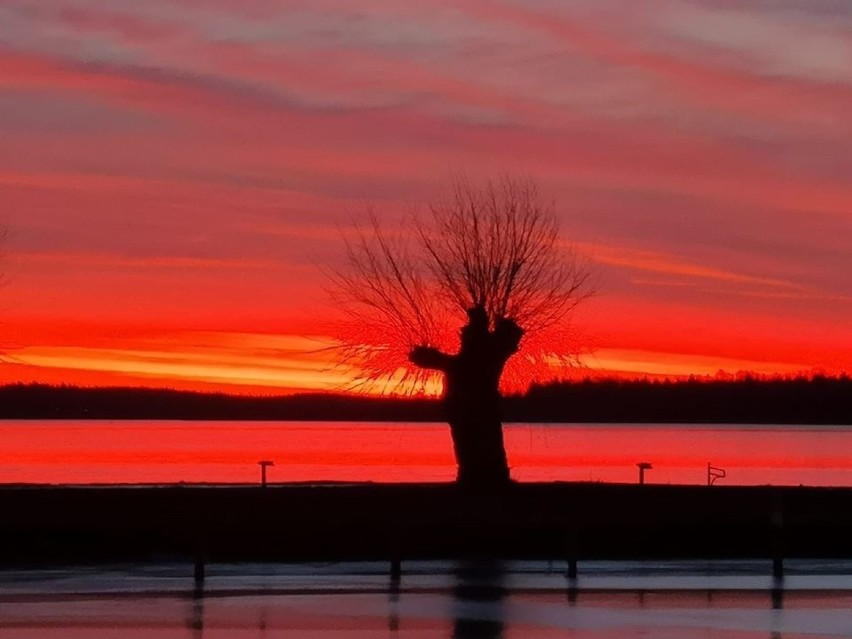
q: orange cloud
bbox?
[3,331,349,394]
[582,347,807,379]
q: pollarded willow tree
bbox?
[330,176,592,488]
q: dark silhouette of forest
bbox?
[514,375,851,424]
[0,375,848,423]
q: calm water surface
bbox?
[1,420,851,486]
[1,561,851,638]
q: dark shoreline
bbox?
[2,482,851,566]
[2,377,851,423]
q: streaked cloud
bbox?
[582,348,808,379]
[579,241,802,289]
[2,331,348,393]
[656,3,852,84]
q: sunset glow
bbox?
[2,1,850,393]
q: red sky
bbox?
[1,0,850,394]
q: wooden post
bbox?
[194,550,206,584]
[566,528,579,603]
[390,556,402,580]
[567,557,578,580]
[388,549,401,632]
[258,460,274,487]
[636,462,652,485]
[771,581,784,610]
[770,490,785,579]
[566,529,579,580]
[567,585,578,604]
[772,554,784,579]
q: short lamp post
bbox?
[258,460,275,487]
[636,462,653,485]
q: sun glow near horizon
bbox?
[0,325,840,397]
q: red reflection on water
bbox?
[2,589,852,638]
[1,421,851,486]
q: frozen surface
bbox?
[1,560,851,638]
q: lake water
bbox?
[2,560,851,638]
[1,421,851,486]
[3,421,852,635]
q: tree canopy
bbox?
[329,175,593,394]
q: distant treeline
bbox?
[0,384,442,422]
[511,376,851,424]
[0,376,849,423]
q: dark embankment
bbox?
[1,482,850,566]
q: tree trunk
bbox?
[410,306,523,489]
[444,354,510,488]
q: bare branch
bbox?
[327,175,594,393]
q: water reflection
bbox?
[388,566,401,634]
[4,420,852,485]
[772,578,785,610]
[566,578,579,605]
[4,562,852,638]
[188,580,205,639]
[451,560,508,639]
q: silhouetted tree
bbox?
[330,176,592,487]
